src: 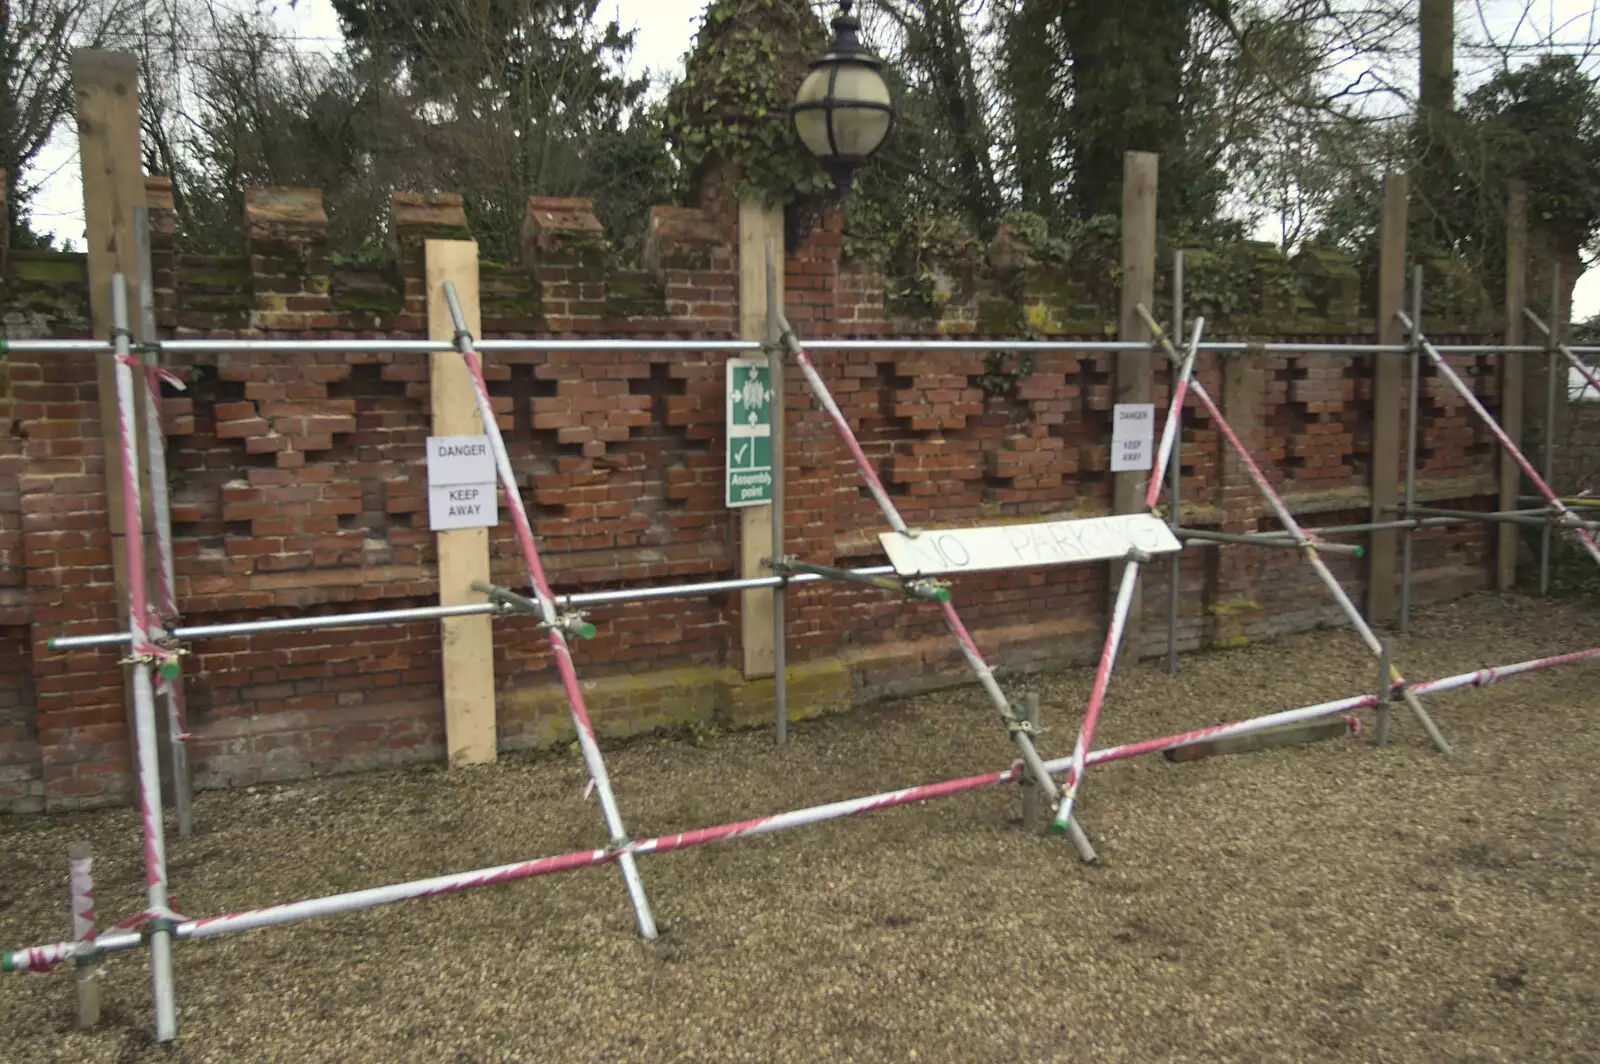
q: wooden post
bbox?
[1115,151,1158,657]
[69,841,100,1029]
[1499,184,1527,590]
[426,240,497,765]
[738,200,783,678]
[74,49,152,789]
[1367,174,1408,622]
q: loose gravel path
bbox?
[3,593,1597,1063]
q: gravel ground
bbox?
[3,592,1598,1063]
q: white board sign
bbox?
[1111,403,1156,473]
[427,435,496,484]
[426,435,498,531]
[878,514,1182,577]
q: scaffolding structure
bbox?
[6,262,1600,1045]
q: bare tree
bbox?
[0,0,136,241]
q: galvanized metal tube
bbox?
[1405,505,1594,529]
[133,209,193,841]
[767,240,788,745]
[154,338,761,355]
[1167,252,1185,677]
[0,339,115,353]
[1431,344,1550,354]
[160,338,449,354]
[1,336,1570,359]
[1399,309,1600,570]
[1304,516,1467,536]
[1519,494,1600,509]
[777,312,1067,814]
[1401,267,1422,634]
[49,568,902,651]
[478,339,759,352]
[1176,527,1364,557]
[1050,314,1204,836]
[9,642,1598,978]
[1526,308,1600,398]
[111,276,179,1042]
[51,602,509,650]
[441,283,657,941]
[1541,268,1561,592]
[9,640,1594,979]
[1143,305,1453,756]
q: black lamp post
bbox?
[790,0,894,199]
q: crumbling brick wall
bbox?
[0,179,1510,810]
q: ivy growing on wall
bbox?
[664,0,830,208]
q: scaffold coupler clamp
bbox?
[72,939,103,974]
[1553,508,1588,531]
[905,577,951,603]
[1124,546,1152,565]
[1005,705,1041,739]
[550,609,597,641]
[478,580,598,640]
[120,641,182,680]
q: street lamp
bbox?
[790,0,894,198]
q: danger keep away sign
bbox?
[427,435,500,531]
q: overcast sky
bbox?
[22,0,1600,315]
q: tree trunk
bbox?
[1419,0,1454,114]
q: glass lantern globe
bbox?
[790,0,894,193]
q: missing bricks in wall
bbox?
[0,174,1539,810]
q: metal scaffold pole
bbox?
[441,282,658,940]
[1139,305,1453,758]
[109,275,180,1041]
[775,310,1099,863]
[1166,251,1185,676]
[1400,266,1422,633]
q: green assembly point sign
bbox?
[726,358,773,508]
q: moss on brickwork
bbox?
[501,658,853,746]
[0,181,1514,339]
[604,271,669,320]
[9,251,87,285]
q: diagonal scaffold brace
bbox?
[1142,304,1453,758]
[108,275,182,1040]
[1402,308,1600,570]
[1049,314,1207,834]
[775,311,1100,863]
[441,282,659,939]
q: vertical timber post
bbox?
[68,841,100,1028]
[427,240,498,765]
[1499,184,1527,589]
[1115,151,1158,659]
[739,200,783,681]
[74,50,154,803]
[1367,174,1408,622]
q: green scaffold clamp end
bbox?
[159,659,183,681]
[1351,545,1366,559]
[572,620,598,641]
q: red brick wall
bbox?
[0,183,1509,810]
